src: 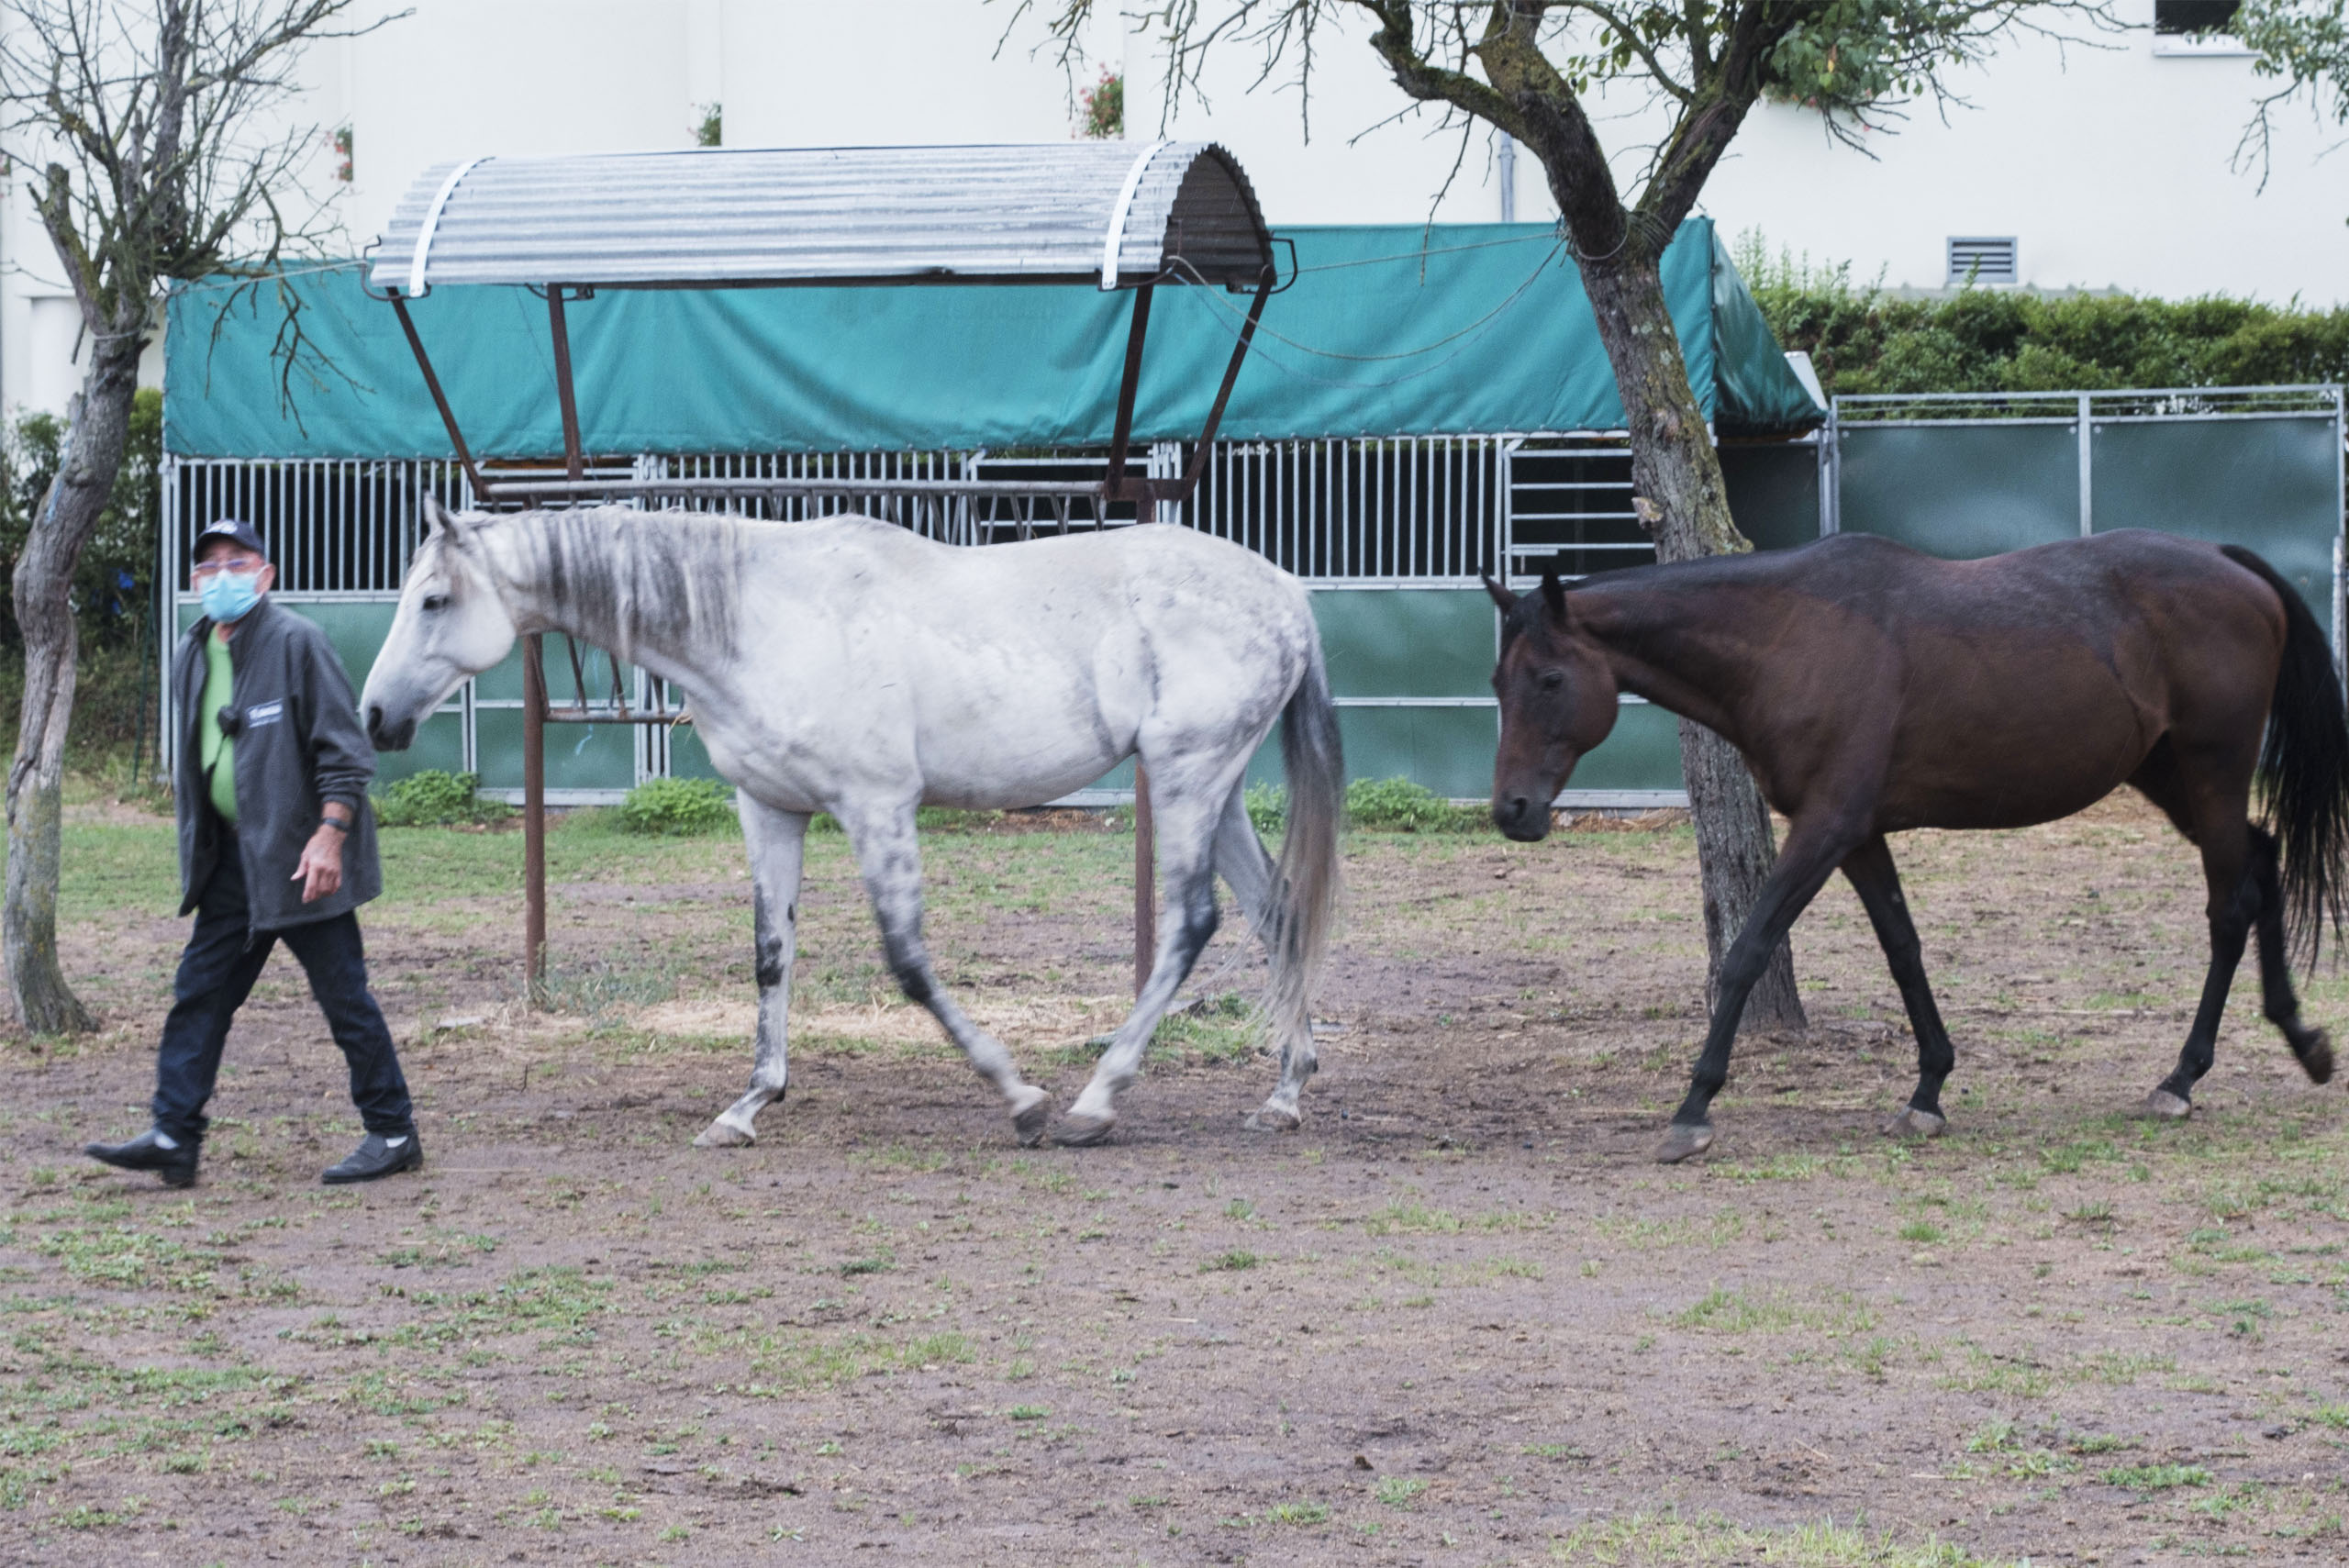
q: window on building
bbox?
[2154,0,2240,33]
[1946,237,2018,287]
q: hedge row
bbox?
[1732,232,2349,399]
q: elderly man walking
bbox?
[85,518,421,1187]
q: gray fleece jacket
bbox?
[172,596,383,933]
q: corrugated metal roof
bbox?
[369,142,1273,296]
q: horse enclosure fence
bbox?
[161,385,2346,806]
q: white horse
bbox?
[361,500,1342,1148]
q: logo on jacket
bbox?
[244,701,284,729]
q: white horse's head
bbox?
[362,497,519,751]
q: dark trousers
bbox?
[152,830,414,1147]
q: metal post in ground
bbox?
[524,634,548,999]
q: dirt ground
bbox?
[5,794,2348,1566]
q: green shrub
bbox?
[618,775,736,836]
[1732,228,2349,399]
[373,769,507,828]
[1345,775,1483,833]
[1243,782,1286,837]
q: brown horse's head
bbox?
[1485,573,1620,841]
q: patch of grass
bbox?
[1374,1475,1427,1508]
[1204,1251,1260,1273]
[2101,1462,2212,1493]
[1365,1197,1461,1236]
[34,1225,218,1294]
[1151,995,1260,1065]
[1265,1500,1330,1525]
[728,1329,975,1395]
[1897,1219,1945,1245]
[1669,1287,1876,1339]
[1550,1509,2017,1564]
[531,959,675,1019]
[1594,1210,1748,1250]
[386,1267,617,1351]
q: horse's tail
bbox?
[2221,543,2349,964]
[1266,633,1344,1037]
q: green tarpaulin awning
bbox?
[164,217,1820,458]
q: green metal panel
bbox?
[473,709,638,794]
[2093,416,2342,638]
[1840,424,2079,559]
[667,725,725,782]
[1311,587,1492,697]
[1722,442,1822,553]
[469,633,629,705]
[465,634,640,793]
[1569,701,1685,794]
[1336,708,1497,800]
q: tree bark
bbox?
[6,337,144,1035]
[1579,254,1805,1032]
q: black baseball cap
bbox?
[194,517,267,562]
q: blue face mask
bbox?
[198,566,263,624]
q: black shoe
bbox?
[322,1131,422,1185]
[85,1129,198,1189]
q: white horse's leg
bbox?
[841,802,1052,1144]
[1210,784,1317,1131]
[696,798,810,1148]
[1055,773,1227,1147]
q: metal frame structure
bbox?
[362,142,1282,992]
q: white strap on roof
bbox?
[407,157,491,297]
[1100,141,1171,289]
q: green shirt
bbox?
[199,631,237,824]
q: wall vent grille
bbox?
[1946,236,2018,286]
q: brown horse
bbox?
[1486,528,2348,1162]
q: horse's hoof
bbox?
[1881,1106,1946,1140]
[694,1119,755,1149]
[1653,1122,1714,1163]
[1242,1105,1301,1133]
[2298,1029,2334,1085]
[2138,1089,2193,1121]
[1010,1088,1052,1147]
[1052,1112,1116,1148]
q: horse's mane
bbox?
[495,505,751,667]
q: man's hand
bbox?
[295,820,347,903]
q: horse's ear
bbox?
[420,495,460,545]
[1540,572,1568,623]
[1481,573,1518,614]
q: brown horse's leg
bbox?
[1658,817,1854,1163]
[1840,835,1956,1138]
[2246,825,2334,1084]
[2128,743,2257,1117]
[2148,804,2258,1119]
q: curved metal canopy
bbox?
[370,140,1273,297]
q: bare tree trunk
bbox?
[6,339,142,1034]
[1580,253,1805,1032]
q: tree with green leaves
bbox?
[0,1,385,1034]
[2232,0,2349,195]
[1020,0,2104,1027]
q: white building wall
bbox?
[0,0,2339,422]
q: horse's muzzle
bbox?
[1493,792,1552,842]
[367,705,417,752]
